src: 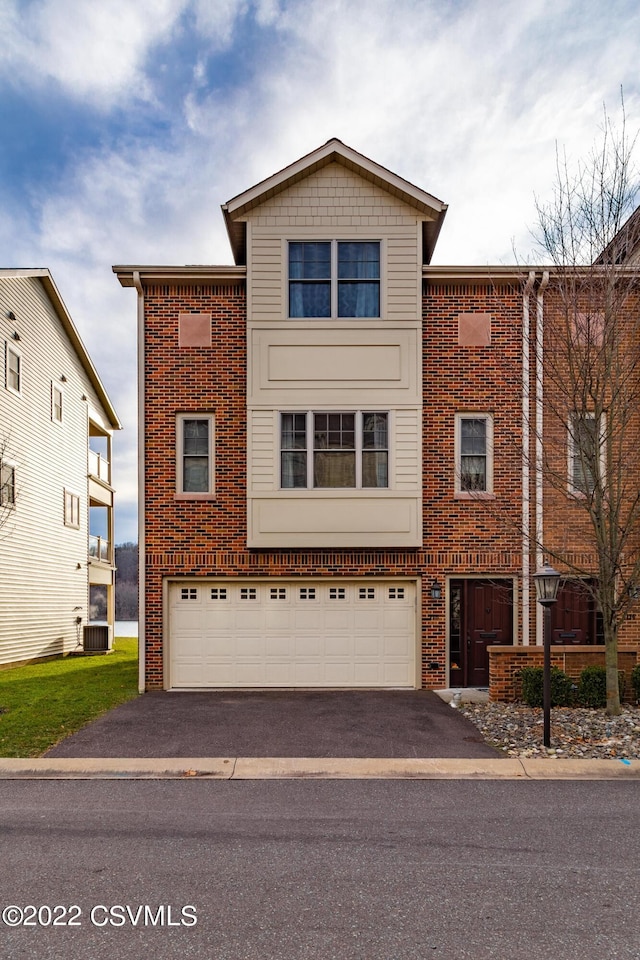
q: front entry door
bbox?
[551,579,599,645]
[450,579,513,687]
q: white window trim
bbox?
[568,411,605,497]
[5,342,21,396]
[51,382,64,424]
[64,488,81,528]
[287,239,383,320]
[0,460,16,508]
[279,409,391,490]
[175,413,215,499]
[454,413,494,497]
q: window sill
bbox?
[454,491,496,501]
[174,493,216,501]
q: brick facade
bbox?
[120,140,640,694]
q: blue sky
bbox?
[2,0,640,542]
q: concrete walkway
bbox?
[0,756,638,779]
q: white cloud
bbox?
[2,0,186,105]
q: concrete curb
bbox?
[0,757,638,780]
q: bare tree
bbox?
[530,99,640,715]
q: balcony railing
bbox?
[89,449,111,485]
[89,535,110,563]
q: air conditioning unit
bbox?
[83,624,111,652]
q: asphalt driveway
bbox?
[45,690,502,759]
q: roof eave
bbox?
[113,264,247,287]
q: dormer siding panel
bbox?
[245,163,422,323]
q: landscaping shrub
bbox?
[632,664,640,703]
[577,665,625,708]
[519,666,575,707]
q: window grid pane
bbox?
[1,464,15,505]
[182,419,209,493]
[460,418,487,491]
[572,416,597,494]
[7,348,20,392]
[289,241,380,318]
[281,413,307,488]
[280,411,389,489]
[338,242,380,317]
[289,242,331,318]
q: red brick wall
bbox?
[488,644,638,701]
[423,279,526,664]
[142,278,531,689]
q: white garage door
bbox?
[168,579,416,688]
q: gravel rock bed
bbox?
[459,701,640,758]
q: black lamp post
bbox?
[533,563,561,748]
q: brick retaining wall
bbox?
[488,645,638,702]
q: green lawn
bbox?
[0,637,139,757]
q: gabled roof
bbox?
[594,205,640,266]
[0,268,121,430]
[222,138,448,266]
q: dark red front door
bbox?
[551,580,599,645]
[450,579,513,687]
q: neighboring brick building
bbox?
[114,139,640,692]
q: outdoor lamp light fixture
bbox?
[533,562,560,748]
[430,579,442,600]
[533,563,561,607]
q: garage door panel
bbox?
[383,661,413,685]
[383,634,413,656]
[235,635,263,657]
[265,609,292,629]
[174,634,203,657]
[169,580,416,688]
[236,611,263,630]
[294,635,324,657]
[324,635,351,656]
[265,635,291,657]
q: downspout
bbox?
[133,271,145,693]
[535,271,550,646]
[522,271,536,644]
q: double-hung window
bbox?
[0,461,15,507]
[455,414,493,493]
[569,413,601,496]
[64,489,80,528]
[177,414,214,496]
[281,411,388,489]
[289,241,380,318]
[52,383,63,423]
[5,343,21,395]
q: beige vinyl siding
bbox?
[245,163,422,323]
[394,409,421,490]
[248,407,420,493]
[249,410,277,491]
[0,276,108,664]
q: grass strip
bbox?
[0,637,139,757]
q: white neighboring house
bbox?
[0,269,121,664]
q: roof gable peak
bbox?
[222,138,447,265]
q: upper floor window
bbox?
[0,461,15,507]
[5,343,21,395]
[288,241,380,318]
[51,383,63,423]
[569,413,601,496]
[64,489,80,528]
[176,414,214,497]
[455,414,493,494]
[281,411,388,489]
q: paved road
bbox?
[0,779,639,959]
